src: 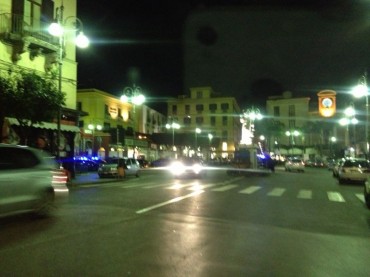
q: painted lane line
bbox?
[239,186,261,194]
[187,184,217,191]
[297,190,312,199]
[212,184,238,192]
[355,193,365,203]
[136,190,204,214]
[267,188,286,197]
[327,191,345,202]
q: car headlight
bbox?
[169,161,186,175]
[192,163,203,174]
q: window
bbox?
[0,148,39,170]
[222,130,228,140]
[222,116,228,126]
[172,105,177,115]
[209,103,217,112]
[184,116,191,125]
[185,105,190,114]
[105,104,109,116]
[221,103,229,112]
[118,108,123,119]
[196,91,203,99]
[289,120,295,129]
[77,102,82,111]
[288,105,295,117]
[196,117,203,125]
[24,0,42,30]
[210,116,216,126]
[273,106,280,117]
[196,104,204,113]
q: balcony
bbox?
[0,13,58,62]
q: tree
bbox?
[0,70,65,144]
[256,118,285,151]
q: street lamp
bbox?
[208,133,213,160]
[166,122,180,151]
[285,130,300,156]
[195,127,202,154]
[88,124,102,156]
[351,72,368,156]
[120,84,145,158]
[339,104,358,152]
[49,4,89,159]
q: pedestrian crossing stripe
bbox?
[238,186,261,194]
[267,188,286,197]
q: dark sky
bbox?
[76,0,370,113]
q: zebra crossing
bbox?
[91,176,366,205]
[136,179,366,205]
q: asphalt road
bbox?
[0,167,369,276]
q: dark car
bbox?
[0,144,68,218]
[98,157,140,178]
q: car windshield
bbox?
[344,160,370,168]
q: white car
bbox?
[285,158,305,172]
[169,157,205,178]
[337,158,370,184]
[98,157,140,178]
[0,144,68,218]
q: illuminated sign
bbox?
[317,90,336,117]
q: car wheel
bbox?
[34,189,55,217]
[135,171,139,177]
[338,177,345,184]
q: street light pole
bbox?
[49,4,89,159]
[166,122,180,154]
[352,71,368,157]
[120,84,145,158]
[195,128,201,155]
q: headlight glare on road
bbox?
[170,161,186,175]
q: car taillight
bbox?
[51,169,68,190]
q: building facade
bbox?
[0,0,81,157]
[77,88,166,161]
[167,86,241,159]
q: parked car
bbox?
[332,158,346,178]
[337,158,370,184]
[0,144,68,218]
[168,157,206,178]
[98,157,140,178]
[285,158,305,172]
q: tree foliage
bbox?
[0,70,65,144]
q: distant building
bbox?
[167,86,241,159]
[77,88,166,161]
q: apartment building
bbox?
[266,91,347,159]
[0,0,81,157]
[167,86,241,159]
[77,88,166,160]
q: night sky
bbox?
[76,0,370,113]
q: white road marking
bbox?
[297,190,312,199]
[327,191,345,202]
[355,193,365,203]
[239,186,262,194]
[187,184,216,190]
[136,190,204,214]
[267,188,286,197]
[212,184,239,192]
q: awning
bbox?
[6,117,80,132]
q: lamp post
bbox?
[195,127,201,155]
[208,133,213,160]
[120,84,145,158]
[88,124,102,156]
[339,105,358,154]
[166,122,180,152]
[351,72,368,156]
[285,130,300,156]
[49,4,89,159]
